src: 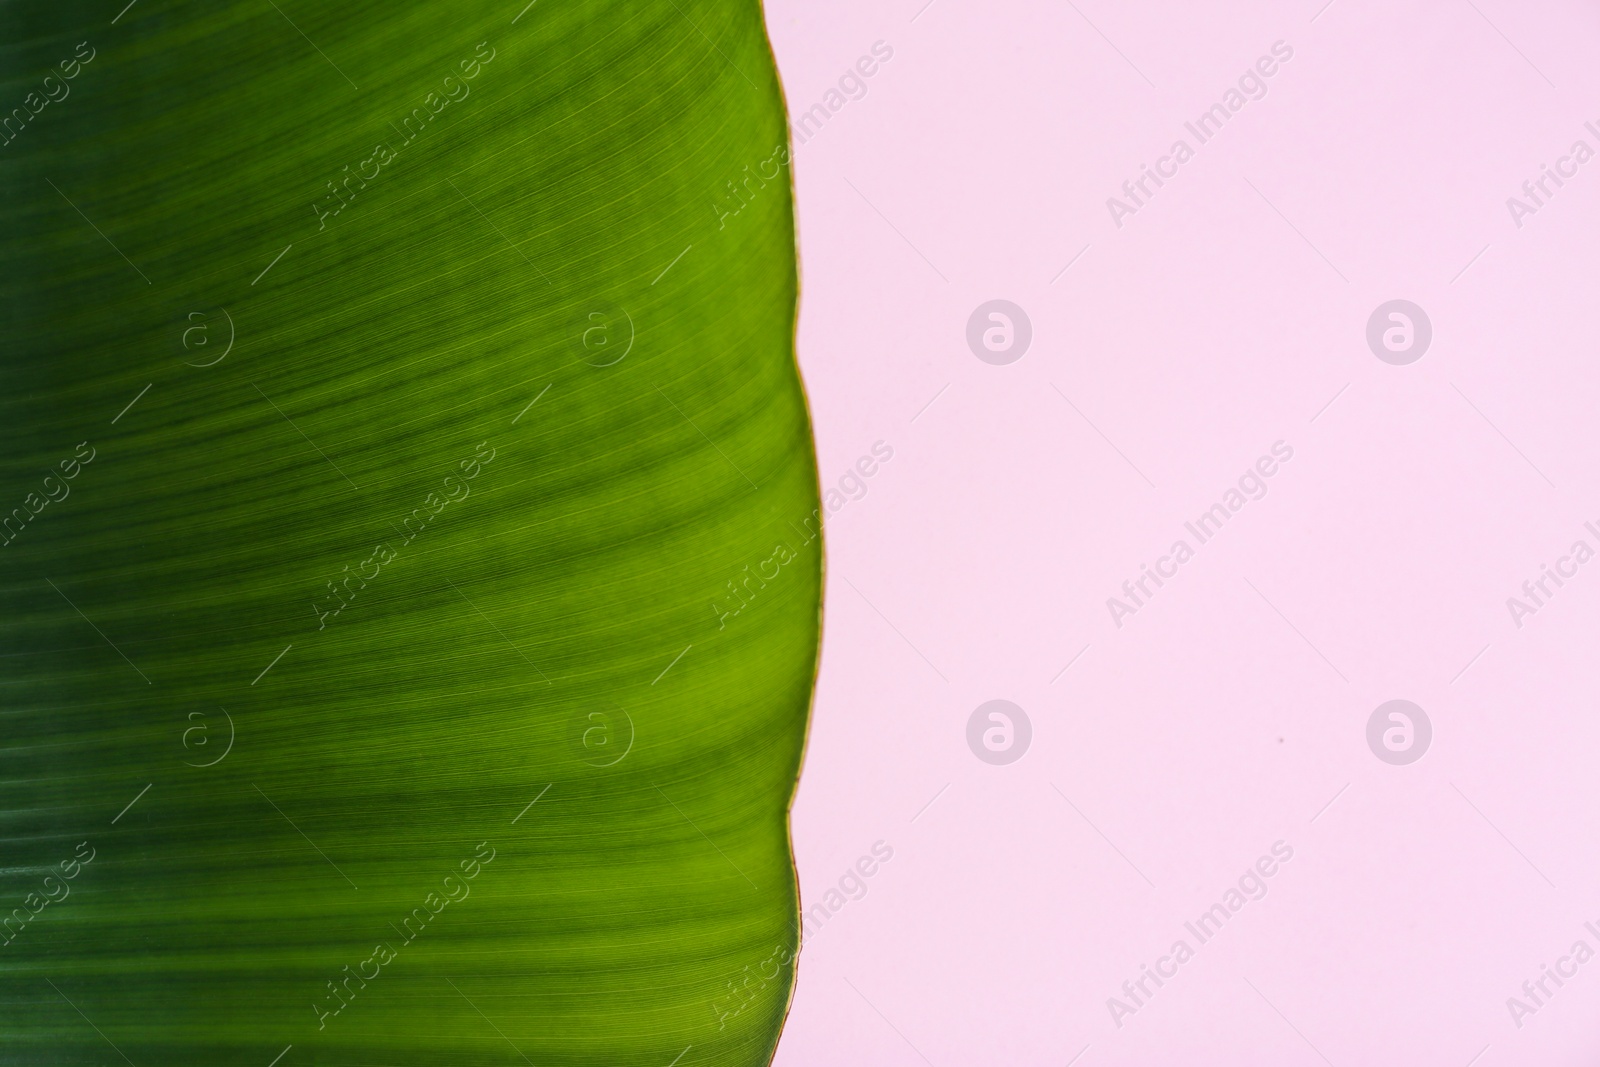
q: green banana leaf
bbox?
[0,1,819,1063]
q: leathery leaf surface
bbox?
[0,0,818,1063]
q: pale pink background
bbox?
[765,1,1600,1064]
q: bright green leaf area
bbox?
[0,1,819,1063]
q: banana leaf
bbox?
[0,1,819,1063]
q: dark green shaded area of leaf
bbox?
[0,1,818,1063]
